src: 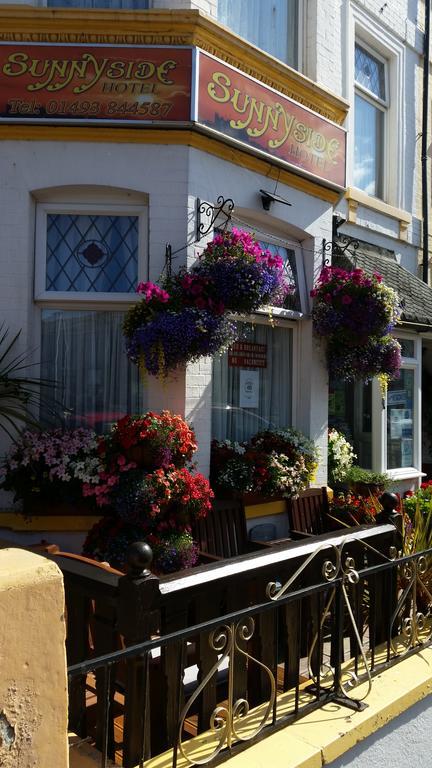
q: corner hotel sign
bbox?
[0,43,346,188]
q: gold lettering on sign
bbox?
[205,71,340,164]
[1,51,179,93]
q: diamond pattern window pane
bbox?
[46,214,138,293]
[259,241,301,311]
[355,44,385,100]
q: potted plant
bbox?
[0,325,56,439]
[327,490,380,530]
[211,427,319,501]
[0,427,103,515]
[344,466,391,497]
[109,411,197,470]
[327,429,356,489]
[82,410,213,574]
[82,516,200,574]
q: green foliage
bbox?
[345,465,391,489]
[0,326,55,439]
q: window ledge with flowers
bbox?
[0,411,217,574]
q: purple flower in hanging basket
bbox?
[327,336,401,382]
[126,307,237,377]
[194,228,288,312]
[311,266,401,342]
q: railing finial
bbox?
[127,541,153,579]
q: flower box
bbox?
[22,499,97,517]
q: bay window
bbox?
[354,42,387,199]
[36,201,147,432]
[212,319,293,443]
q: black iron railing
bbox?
[65,530,432,768]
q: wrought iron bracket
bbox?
[321,214,360,268]
[305,684,368,712]
[161,196,235,281]
[196,196,235,240]
[321,236,361,268]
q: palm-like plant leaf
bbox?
[0,325,57,439]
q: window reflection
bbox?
[387,369,414,469]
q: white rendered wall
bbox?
[0,139,332,489]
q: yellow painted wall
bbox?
[0,548,69,768]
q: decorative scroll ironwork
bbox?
[177,617,275,765]
[267,537,401,707]
[390,554,432,655]
[161,196,235,282]
[321,235,361,268]
[196,197,235,239]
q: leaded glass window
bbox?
[354,43,387,199]
[355,45,385,100]
[46,214,138,293]
[259,241,301,311]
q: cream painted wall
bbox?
[0,548,68,768]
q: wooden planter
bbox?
[22,499,97,517]
[350,482,385,498]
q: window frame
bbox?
[211,220,308,319]
[348,5,405,208]
[354,40,389,201]
[208,221,303,440]
[215,0,301,71]
[211,312,299,444]
[370,333,422,481]
[34,201,148,307]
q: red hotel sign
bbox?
[0,43,346,188]
[197,51,346,188]
[0,44,192,123]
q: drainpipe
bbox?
[422,0,430,283]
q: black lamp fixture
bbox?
[259,189,292,211]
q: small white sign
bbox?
[239,369,260,408]
[388,390,407,407]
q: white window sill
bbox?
[255,307,304,320]
[387,468,426,482]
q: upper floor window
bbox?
[354,42,388,199]
[217,0,299,69]
[47,0,149,8]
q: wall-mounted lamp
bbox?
[332,213,347,241]
[259,189,292,211]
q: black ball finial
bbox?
[379,492,399,513]
[127,541,153,579]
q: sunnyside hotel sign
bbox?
[0,44,346,188]
[196,51,346,189]
[0,44,193,122]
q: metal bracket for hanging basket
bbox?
[321,236,360,268]
[196,196,235,239]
